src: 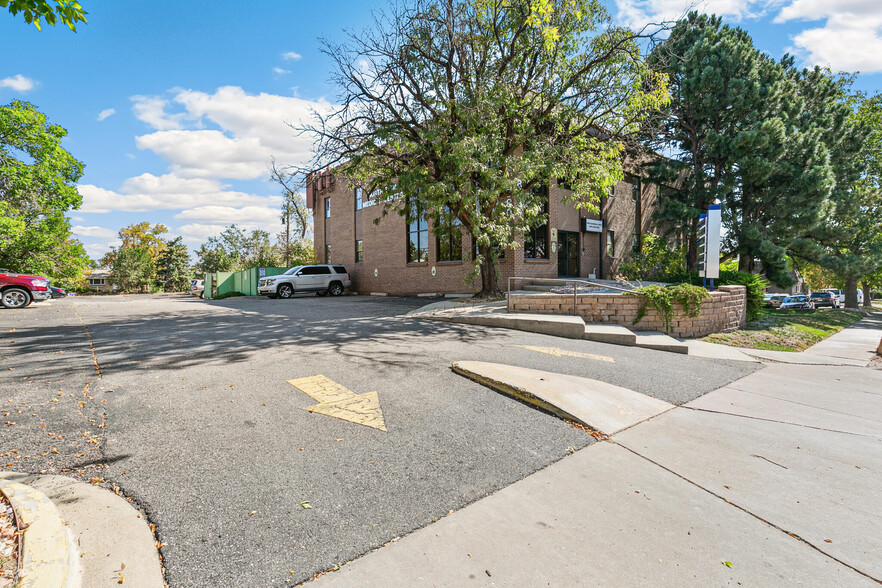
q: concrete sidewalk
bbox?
[307,315,882,586]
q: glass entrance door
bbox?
[557,231,579,277]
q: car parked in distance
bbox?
[190,279,204,298]
[49,285,67,299]
[824,288,864,306]
[779,295,814,310]
[258,265,351,299]
[0,269,52,309]
[809,291,839,309]
[765,294,787,308]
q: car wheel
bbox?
[328,282,344,297]
[277,284,294,299]
[1,287,32,309]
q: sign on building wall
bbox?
[697,204,722,280]
[581,218,603,233]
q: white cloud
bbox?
[71,225,118,239]
[615,0,770,28]
[131,95,185,130]
[775,1,882,72]
[174,205,282,226]
[78,173,282,213]
[281,51,302,61]
[273,67,292,75]
[130,86,331,180]
[97,108,116,121]
[0,74,36,92]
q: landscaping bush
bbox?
[662,269,768,321]
[617,234,686,282]
[627,283,711,334]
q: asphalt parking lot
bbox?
[0,294,760,586]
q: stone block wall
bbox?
[509,284,747,338]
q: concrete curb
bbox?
[1,473,164,588]
[0,477,78,588]
[452,361,674,435]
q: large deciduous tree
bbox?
[270,158,313,267]
[642,13,843,287]
[0,100,90,281]
[303,0,668,295]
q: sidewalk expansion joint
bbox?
[681,405,881,439]
[615,442,882,585]
[724,386,882,423]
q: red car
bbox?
[0,269,52,309]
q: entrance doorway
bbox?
[557,231,579,277]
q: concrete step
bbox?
[634,331,689,354]
[584,323,637,346]
[451,361,673,435]
[449,312,586,339]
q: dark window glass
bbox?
[315,266,332,274]
[355,188,362,210]
[437,207,462,262]
[632,233,640,253]
[606,231,615,257]
[300,267,318,275]
[632,180,640,203]
[524,185,549,260]
[406,196,428,263]
[334,265,348,274]
[355,240,364,262]
[325,197,331,218]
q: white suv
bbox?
[258,265,351,299]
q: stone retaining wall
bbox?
[509,285,747,338]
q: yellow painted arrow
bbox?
[287,375,387,432]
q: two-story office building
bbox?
[307,168,661,296]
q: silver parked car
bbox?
[258,265,351,299]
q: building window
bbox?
[606,231,615,257]
[609,184,616,198]
[325,197,331,218]
[355,240,363,262]
[406,196,428,263]
[325,244,331,263]
[436,207,462,262]
[88,278,105,287]
[632,180,640,203]
[632,233,640,253]
[524,186,549,260]
[355,188,362,210]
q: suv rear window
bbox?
[810,292,830,298]
[333,266,347,274]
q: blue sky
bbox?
[3,0,881,261]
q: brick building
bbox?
[307,167,662,296]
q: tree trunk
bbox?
[478,244,499,297]
[861,280,873,308]
[844,276,860,309]
[738,254,752,273]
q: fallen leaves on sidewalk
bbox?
[0,492,19,586]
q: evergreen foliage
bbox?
[642,13,845,287]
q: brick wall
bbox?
[509,284,747,338]
[311,172,664,295]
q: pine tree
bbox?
[157,236,192,292]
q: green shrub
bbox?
[627,283,711,333]
[661,270,768,321]
[617,234,686,281]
